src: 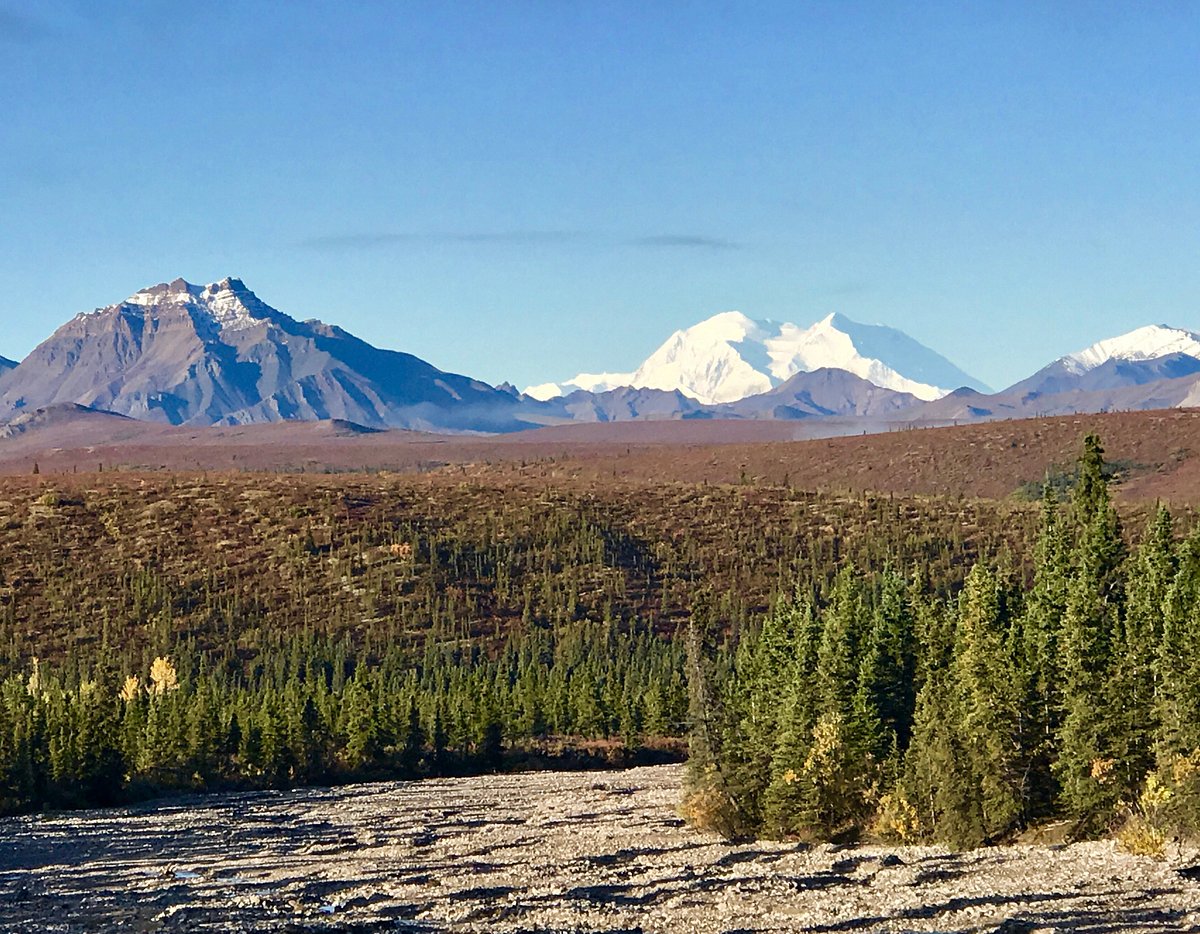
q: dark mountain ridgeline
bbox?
[717,367,920,419]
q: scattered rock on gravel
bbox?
[2,764,1199,932]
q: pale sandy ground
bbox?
[2,764,1199,932]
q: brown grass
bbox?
[6,408,1200,504]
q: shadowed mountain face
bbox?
[521,371,922,424]
[717,367,920,419]
[1005,353,1200,398]
[0,278,536,432]
[0,403,134,440]
[550,386,709,422]
[0,356,15,374]
[916,370,1200,422]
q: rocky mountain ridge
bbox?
[4,279,1200,436]
[0,278,537,433]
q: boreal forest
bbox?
[1,436,1198,856]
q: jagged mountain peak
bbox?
[113,276,275,334]
[0,277,534,432]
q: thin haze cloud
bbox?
[625,235,741,250]
[298,232,742,252]
[298,231,587,250]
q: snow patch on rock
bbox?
[120,278,265,333]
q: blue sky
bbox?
[2,1,1197,390]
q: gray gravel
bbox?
[2,764,1199,932]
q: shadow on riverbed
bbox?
[1,764,1197,934]
[806,892,1193,933]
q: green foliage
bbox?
[9,433,1200,848]
[696,434,1200,847]
[0,619,686,815]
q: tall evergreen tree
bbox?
[902,662,981,848]
[951,563,1024,840]
[853,570,917,764]
[724,590,811,826]
[1158,525,1200,764]
[1055,435,1126,823]
[1111,506,1174,793]
[1015,487,1071,818]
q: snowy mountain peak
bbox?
[527,310,987,404]
[117,277,269,333]
[682,310,765,340]
[1062,324,1200,375]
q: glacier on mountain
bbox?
[526,310,988,404]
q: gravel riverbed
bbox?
[2,764,1199,932]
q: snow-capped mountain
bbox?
[526,311,988,404]
[1063,324,1200,374]
[1006,324,1200,397]
[0,277,536,432]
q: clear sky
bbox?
[2,1,1198,391]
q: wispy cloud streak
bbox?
[624,235,741,250]
[298,230,743,252]
[299,230,588,250]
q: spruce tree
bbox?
[1158,525,1200,764]
[682,589,741,835]
[951,563,1023,840]
[902,663,981,848]
[1014,487,1071,818]
[853,570,917,763]
[1055,434,1126,824]
[1111,506,1174,794]
[766,566,874,837]
[724,590,810,827]
[757,597,825,836]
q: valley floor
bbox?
[2,764,1199,932]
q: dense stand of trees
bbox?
[0,470,1038,817]
[686,436,1200,849]
[4,436,1200,852]
[0,621,686,814]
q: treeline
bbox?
[0,620,686,814]
[686,435,1200,850]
